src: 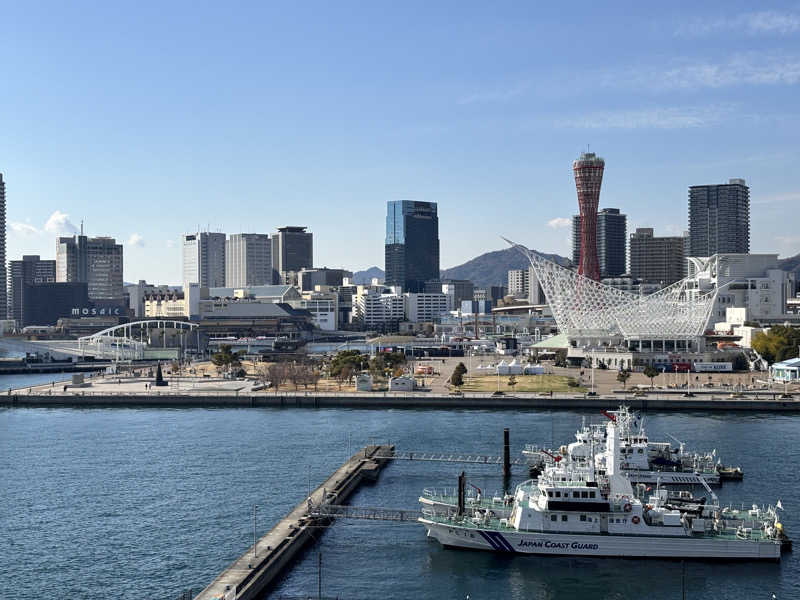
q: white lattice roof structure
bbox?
[504,239,719,342]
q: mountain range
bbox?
[352,246,571,288]
[354,247,800,288]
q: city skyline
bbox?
[3,2,800,283]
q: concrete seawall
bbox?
[2,392,799,411]
[194,445,393,600]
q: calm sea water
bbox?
[2,392,799,599]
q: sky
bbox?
[2,1,800,283]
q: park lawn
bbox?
[460,374,586,393]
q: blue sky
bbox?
[2,1,799,283]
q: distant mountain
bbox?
[442,246,570,289]
[351,246,569,289]
[352,266,385,284]
[778,252,800,275]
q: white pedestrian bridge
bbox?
[74,320,199,360]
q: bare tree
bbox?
[268,363,287,393]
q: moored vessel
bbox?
[419,414,786,560]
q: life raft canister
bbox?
[624,503,633,512]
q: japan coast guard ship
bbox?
[523,406,726,486]
[418,415,787,560]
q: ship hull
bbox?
[421,520,780,561]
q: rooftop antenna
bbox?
[80,220,84,236]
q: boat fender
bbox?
[632,516,640,524]
[623,503,633,513]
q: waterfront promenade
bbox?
[2,373,798,411]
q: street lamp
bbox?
[253,504,259,557]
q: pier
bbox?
[194,444,393,600]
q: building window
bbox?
[573,491,580,498]
[580,515,587,522]
[589,491,596,498]
[561,515,568,522]
[551,515,557,522]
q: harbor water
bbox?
[2,383,799,599]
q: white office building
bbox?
[353,289,404,328]
[686,254,796,324]
[182,232,226,288]
[404,292,448,323]
[225,233,271,287]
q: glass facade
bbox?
[385,200,439,293]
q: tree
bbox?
[330,350,369,377]
[643,365,660,388]
[211,344,245,374]
[554,349,568,368]
[732,353,750,372]
[454,362,467,376]
[450,369,464,388]
[268,363,287,393]
[616,370,631,389]
[507,375,517,390]
[752,326,800,364]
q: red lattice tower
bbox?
[573,152,605,281]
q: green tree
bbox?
[454,362,467,376]
[643,365,660,388]
[507,375,517,390]
[752,326,800,364]
[450,370,464,388]
[616,370,631,389]
[211,344,245,374]
[330,350,369,376]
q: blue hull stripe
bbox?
[486,531,515,552]
[477,530,502,551]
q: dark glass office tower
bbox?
[385,200,439,293]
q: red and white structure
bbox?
[573,152,605,281]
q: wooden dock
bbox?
[194,444,393,600]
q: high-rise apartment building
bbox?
[572,207,627,278]
[56,234,123,301]
[507,269,529,299]
[385,200,439,293]
[271,226,313,283]
[182,232,226,288]
[225,233,271,287]
[629,228,685,285]
[0,174,7,318]
[689,179,750,257]
[8,255,56,324]
[573,152,605,281]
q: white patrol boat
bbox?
[523,406,725,486]
[419,416,787,560]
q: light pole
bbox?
[253,504,258,558]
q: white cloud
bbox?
[10,222,40,236]
[44,210,79,235]
[547,217,572,229]
[554,105,731,130]
[127,233,145,247]
[165,239,176,248]
[677,11,800,37]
